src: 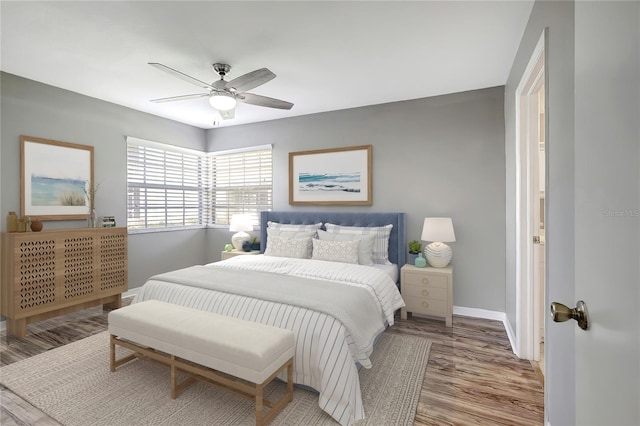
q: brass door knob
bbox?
[550,300,589,330]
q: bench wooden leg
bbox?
[255,383,265,426]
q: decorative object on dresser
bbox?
[414,252,427,267]
[401,264,453,327]
[229,213,253,250]
[289,145,372,206]
[421,217,456,267]
[29,218,43,232]
[0,227,127,337]
[20,135,94,221]
[221,249,260,260]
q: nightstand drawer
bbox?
[402,283,448,301]
[402,271,448,289]
[404,298,448,317]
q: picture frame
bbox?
[289,145,372,205]
[21,135,94,220]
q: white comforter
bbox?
[133,255,404,425]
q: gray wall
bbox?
[0,72,208,289]
[1,71,508,313]
[504,1,575,424]
[207,87,507,312]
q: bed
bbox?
[133,211,406,425]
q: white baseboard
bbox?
[453,305,518,356]
[0,289,140,333]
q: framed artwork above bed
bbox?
[289,145,372,205]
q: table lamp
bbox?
[229,214,253,250]
[421,217,456,267]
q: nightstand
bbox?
[400,264,453,327]
[220,250,260,260]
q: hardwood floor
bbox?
[1,300,544,425]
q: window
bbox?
[210,145,272,227]
[127,137,209,232]
[126,138,272,232]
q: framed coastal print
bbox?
[289,145,372,205]
[20,135,94,220]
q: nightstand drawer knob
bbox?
[422,301,429,308]
[422,278,429,285]
[421,289,429,297]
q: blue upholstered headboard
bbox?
[260,211,406,268]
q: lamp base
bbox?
[424,242,452,268]
[231,231,250,251]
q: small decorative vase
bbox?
[30,219,43,232]
[414,252,427,268]
[242,241,252,252]
[224,243,233,252]
[88,209,96,228]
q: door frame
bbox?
[514,31,545,360]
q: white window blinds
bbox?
[211,145,272,226]
[127,137,209,231]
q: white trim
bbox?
[126,136,204,155]
[514,30,545,361]
[209,144,272,156]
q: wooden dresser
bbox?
[1,227,127,337]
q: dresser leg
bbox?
[401,309,408,320]
[446,316,452,327]
[103,294,122,311]
[7,318,27,338]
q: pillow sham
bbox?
[267,221,322,233]
[311,238,359,264]
[264,235,313,259]
[316,230,375,266]
[265,222,321,254]
[324,223,393,265]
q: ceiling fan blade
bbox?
[149,62,214,90]
[225,68,275,93]
[239,93,293,110]
[219,108,235,120]
[149,93,209,103]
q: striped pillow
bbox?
[324,223,393,265]
[267,221,322,233]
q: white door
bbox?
[548,2,639,424]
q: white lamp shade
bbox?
[229,214,253,232]
[209,93,237,111]
[421,218,456,243]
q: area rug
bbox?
[0,331,430,425]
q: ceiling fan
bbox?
[148,62,294,120]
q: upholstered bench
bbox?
[108,300,295,426]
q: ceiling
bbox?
[1,1,534,129]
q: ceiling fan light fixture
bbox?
[209,93,236,111]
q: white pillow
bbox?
[317,230,375,266]
[267,221,322,233]
[266,222,321,252]
[264,235,312,259]
[324,223,393,265]
[311,238,359,264]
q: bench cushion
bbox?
[108,300,295,384]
